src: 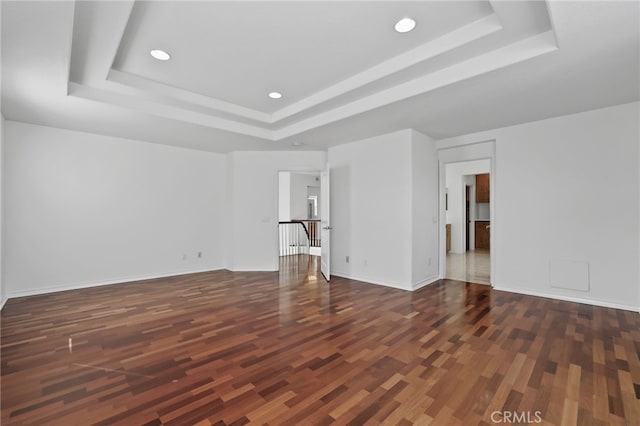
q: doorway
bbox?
[443,160,491,285]
[277,170,326,281]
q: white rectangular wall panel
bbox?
[549,259,589,292]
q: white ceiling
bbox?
[1,1,638,153]
[114,1,494,113]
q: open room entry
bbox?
[444,161,491,284]
[277,170,327,281]
[438,141,496,287]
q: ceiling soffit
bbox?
[67,0,558,142]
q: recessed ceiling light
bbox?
[269,92,283,99]
[150,49,171,61]
[395,17,416,33]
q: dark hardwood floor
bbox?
[2,255,639,425]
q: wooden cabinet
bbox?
[446,224,451,252]
[475,221,490,250]
[476,173,490,203]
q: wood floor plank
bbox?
[1,255,639,425]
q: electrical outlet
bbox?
[346,256,349,263]
[197,252,202,258]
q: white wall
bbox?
[329,130,413,288]
[329,129,439,290]
[226,151,326,271]
[307,185,320,220]
[437,102,640,311]
[278,172,320,221]
[477,203,490,220]
[3,124,326,296]
[0,0,4,310]
[290,173,320,220]
[278,171,291,222]
[0,114,5,309]
[411,130,440,287]
[5,103,637,311]
[4,121,228,297]
[445,160,491,253]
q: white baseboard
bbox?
[330,273,440,292]
[331,271,411,291]
[6,266,225,299]
[227,267,278,272]
[492,283,639,313]
[0,295,7,311]
[412,275,441,290]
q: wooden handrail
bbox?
[279,220,310,240]
[279,220,321,248]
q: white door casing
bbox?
[320,170,331,281]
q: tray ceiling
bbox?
[1,1,638,152]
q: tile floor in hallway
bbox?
[445,249,490,285]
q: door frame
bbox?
[320,170,331,281]
[465,185,470,252]
[275,169,324,271]
[438,140,496,286]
